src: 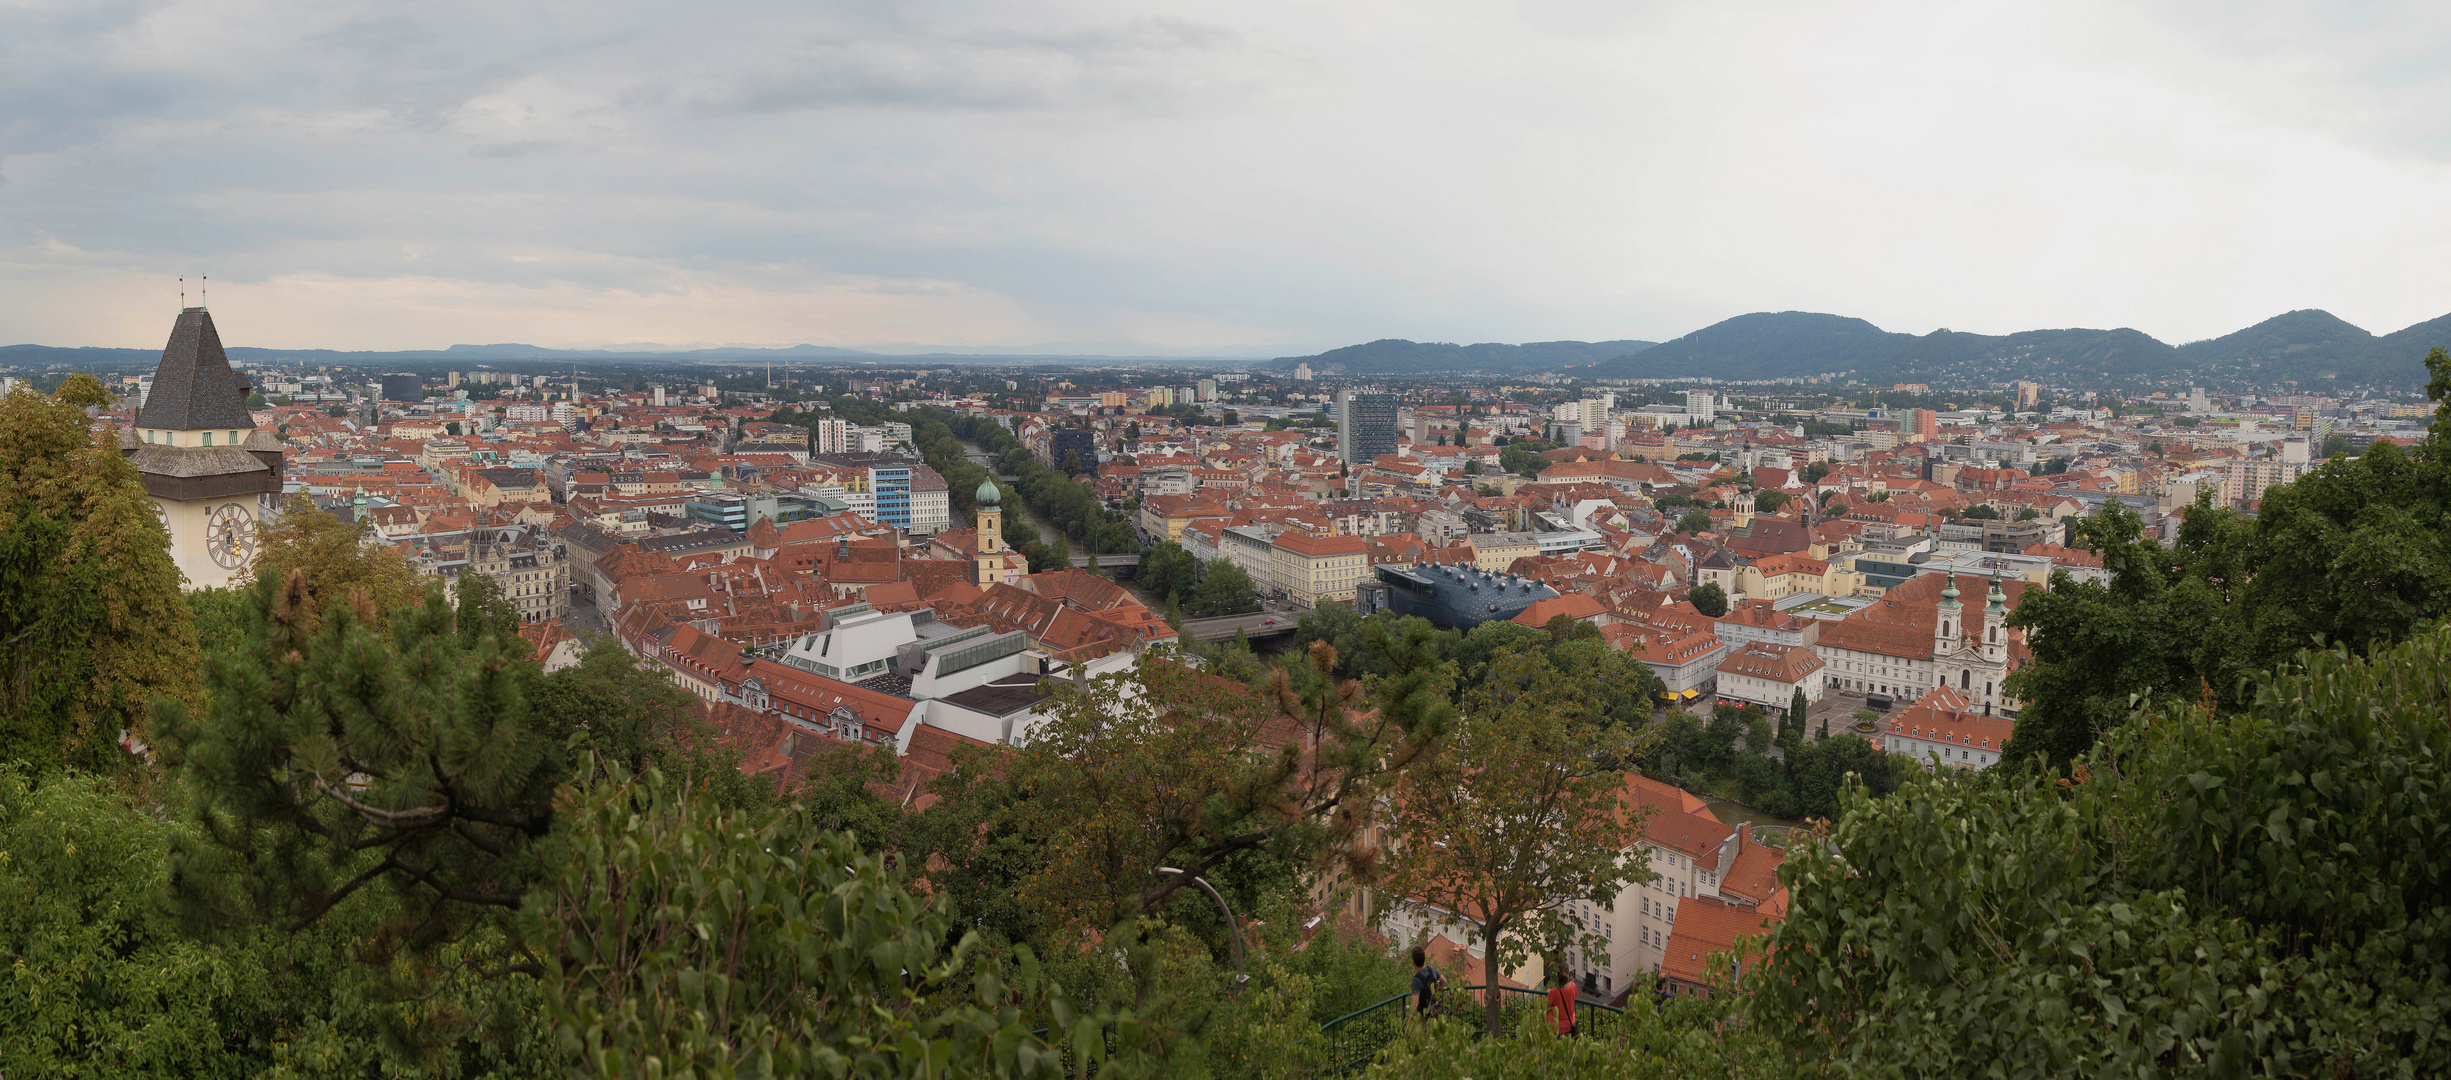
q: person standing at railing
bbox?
[1546,969,1579,1036]
[1410,945,1446,1022]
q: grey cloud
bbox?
[693,19,1287,116]
[6,0,2451,353]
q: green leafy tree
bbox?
[1676,509,1713,535]
[1187,558,1261,617]
[1381,697,1647,1035]
[1759,627,2451,1074]
[0,375,199,771]
[1136,540,1200,604]
[2001,403,2451,766]
[1752,490,1790,514]
[0,765,552,1076]
[249,492,431,625]
[1010,639,1448,935]
[1689,581,1729,618]
[533,764,1071,1079]
[1482,631,1662,732]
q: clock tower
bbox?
[121,306,285,590]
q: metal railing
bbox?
[1316,984,1631,1076]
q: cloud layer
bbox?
[4,0,2448,353]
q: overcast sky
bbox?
[5,0,2450,355]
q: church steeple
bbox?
[974,478,1004,586]
[1935,574,1961,654]
[1981,568,2008,661]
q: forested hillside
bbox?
[1275,307,2451,389]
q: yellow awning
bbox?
[1680,688,1701,699]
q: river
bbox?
[954,437,1168,612]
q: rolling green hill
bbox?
[1278,307,2451,388]
[1578,304,2451,384]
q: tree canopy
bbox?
[0,376,198,772]
[1761,624,2451,1074]
[2009,348,2451,766]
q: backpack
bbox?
[1417,966,1446,1018]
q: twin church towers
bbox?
[122,306,285,590]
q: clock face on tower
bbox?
[207,503,256,570]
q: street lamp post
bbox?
[1158,867,1249,996]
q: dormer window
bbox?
[202,431,213,446]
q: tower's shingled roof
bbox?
[137,308,255,432]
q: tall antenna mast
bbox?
[200,275,208,310]
[179,277,186,308]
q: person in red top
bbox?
[1545,969,1578,1036]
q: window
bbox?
[202,431,213,446]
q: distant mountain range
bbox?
[0,340,885,369]
[0,340,1247,370]
[13,307,2450,387]
[1278,309,2451,388]
[1282,338,1657,376]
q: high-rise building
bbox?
[1197,378,1217,401]
[1336,390,1398,467]
[447,370,461,388]
[1911,408,1938,441]
[652,385,667,407]
[380,374,423,402]
[1685,389,1716,424]
[869,462,951,536]
[1049,428,1098,473]
[1293,363,1314,381]
[815,417,854,454]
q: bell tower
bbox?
[1933,574,1961,658]
[122,305,284,590]
[1981,569,2008,664]
[974,478,1004,587]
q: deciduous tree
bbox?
[1689,581,1728,618]
[248,491,430,625]
[1381,700,1646,1035]
[1013,633,1450,936]
[0,376,198,771]
[1762,626,2451,1074]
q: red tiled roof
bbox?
[1661,896,1779,989]
[1714,641,1822,683]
